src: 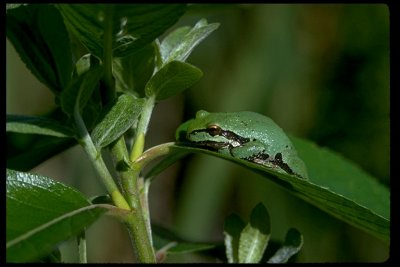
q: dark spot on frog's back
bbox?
[246,151,269,162]
[273,153,294,175]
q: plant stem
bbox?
[108,95,161,262]
[77,231,87,263]
[124,212,156,263]
[110,138,140,210]
[76,112,155,262]
[74,108,130,210]
[109,137,156,262]
[140,177,152,246]
[130,95,155,162]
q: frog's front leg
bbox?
[229,140,270,162]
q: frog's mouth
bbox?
[187,140,229,151]
[188,129,250,146]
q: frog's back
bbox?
[226,111,293,153]
[239,112,308,178]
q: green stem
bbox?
[78,231,87,263]
[130,95,155,162]
[76,112,155,262]
[140,177,152,246]
[109,137,156,262]
[74,108,130,210]
[110,138,140,210]
[124,212,156,263]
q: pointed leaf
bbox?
[161,18,220,64]
[144,149,189,179]
[223,214,246,263]
[6,108,76,171]
[7,4,72,94]
[7,132,76,172]
[7,114,74,138]
[267,228,303,263]
[160,26,190,63]
[57,4,186,58]
[91,94,143,148]
[238,203,271,263]
[6,169,109,262]
[170,133,390,242]
[145,60,203,100]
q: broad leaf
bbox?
[148,137,390,242]
[145,60,203,100]
[113,43,156,97]
[6,169,110,262]
[6,108,76,172]
[238,203,271,263]
[57,4,186,58]
[161,18,220,64]
[91,94,143,148]
[144,149,189,179]
[223,214,246,263]
[7,114,74,138]
[267,228,303,263]
[160,26,190,64]
[6,132,76,172]
[7,4,72,94]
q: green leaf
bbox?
[7,4,72,94]
[293,136,390,219]
[161,18,220,64]
[6,108,77,171]
[57,4,186,58]
[238,203,271,263]
[60,55,103,116]
[144,149,189,179]
[7,114,74,138]
[267,228,303,263]
[145,60,203,100]
[113,43,156,97]
[7,132,76,172]
[170,135,390,242]
[160,26,190,63]
[223,214,246,263]
[6,169,109,262]
[91,94,143,148]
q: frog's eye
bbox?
[207,124,222,136]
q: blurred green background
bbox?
[6,4,389,262]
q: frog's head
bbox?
[175,110,249,149]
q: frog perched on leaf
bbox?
[176,110,308,179]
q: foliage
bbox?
[6,3,389,263]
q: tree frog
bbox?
[176,110,308,179]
